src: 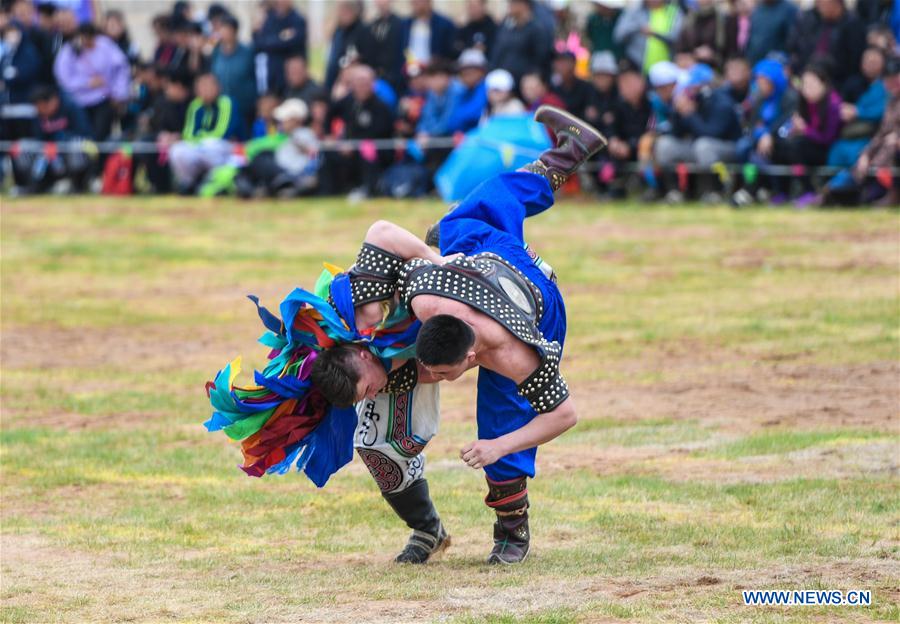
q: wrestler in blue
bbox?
[312,106,607,564]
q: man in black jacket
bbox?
[252,0,307,94]
[322,64,395,197]
[787,0,867,95]
[367,0,405,93]
[490,0,552,83]
[454,0,497,58]
[551,51,592,120]
[325,1,375,91]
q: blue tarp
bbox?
[435,115,551,203]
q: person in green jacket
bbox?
[169,72,242,194]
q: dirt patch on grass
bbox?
[0,533,217,622]
[575,359,898,433]
[537,358,898,483]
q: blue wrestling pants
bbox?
[438,171,567,482]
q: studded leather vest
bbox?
[398,254,569,414]
[381,359,418,394]
[340,243,404,307]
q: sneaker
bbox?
[731,189,754,208]
[347,187,368,203]
[664,189,685,204]
[52,179,73,195]
[700,191,723,205]
[793,192,822,210]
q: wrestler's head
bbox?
[310,344,388,407]
[416,315,477,381]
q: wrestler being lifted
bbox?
[312,106,607,564]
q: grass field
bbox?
[1,195,898,624]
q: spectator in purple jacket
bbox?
[52,22,130,140]
[772,63,843,204]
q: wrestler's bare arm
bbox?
[411,296,579,466]
[364,220,445,265]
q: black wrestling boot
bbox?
[382,478,450,564]
[485,476,530,565]
[520,105,608,191]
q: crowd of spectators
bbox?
[1,0,898,206]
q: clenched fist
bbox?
[460,439,504,470]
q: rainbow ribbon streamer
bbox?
[204,267,419,486]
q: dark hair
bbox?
[886,55,900,77]
[310,344,362,408]
[207,3,229,20]
[725,56,750,67]
[165,70,193,90]
[37,2,56,17]
[220,13,239,31]
[416,315,475,366]
[30,84,58,103]
[521,71,547,86]
[195,71,218,83]
[617,58,642,76]
[425,58,457,76]
[76,22,99,38]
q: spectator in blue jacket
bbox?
[655,63,742,201]
[252,0,307,94]
[169,72,242,193]
[827,47,888,168]
[402,0,457,64]
[739,57,797,163]
[445,48,488,134]
[744,0,798,65]
[417,59,461,137]
[211,14,257,135]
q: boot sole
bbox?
[429,534,452,561]
[533,105,608,152]
[486,546,530,565]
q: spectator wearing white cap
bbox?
[445,48,490,134]
[585,51,619,136]
[647,60,682,136]
[235,98,319,197]
[484,68,525,119]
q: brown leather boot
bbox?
[485,476,530,564]
[520,105,608,191]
